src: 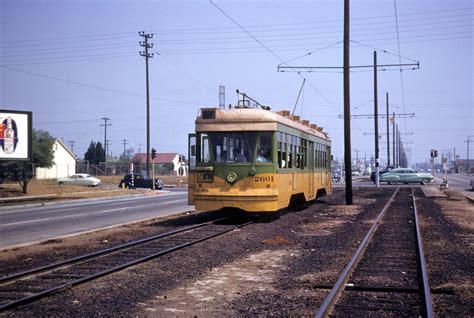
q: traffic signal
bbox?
[151,148,156,159]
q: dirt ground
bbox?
[1,187,472,316]
[0,175,188,202]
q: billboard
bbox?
[0,110,32,161]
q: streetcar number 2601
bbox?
[254,176,274,182]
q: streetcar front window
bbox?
[198,132,273,164]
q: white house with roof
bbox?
[36,139,77,179]
[132,152,187,176]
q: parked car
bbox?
[57,174,101,187]
[332,173,341,182]
[379,168,434,185]
[118,174,163,190]
[370,166,394,183]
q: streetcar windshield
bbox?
[198,131,273,164]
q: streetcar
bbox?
[187,102,332,212]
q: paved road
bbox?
[0,190,191,249]
[334,174,474,198]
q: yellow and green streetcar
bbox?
[188,105,332,212]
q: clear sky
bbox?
[1,0,472,165]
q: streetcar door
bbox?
[188,133,197,205]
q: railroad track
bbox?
[0,214,255,312]
[316,187,433,317]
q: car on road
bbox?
[57,174,101,187]
[118,174,163,190]
[332,173,341,182]
[370,166,394,183]
[379,168,434,185]
[470,179,474,191]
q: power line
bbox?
[1,8,469,48]
[209,0,346,120]
[0,65,203,105]
[154,51,215,94]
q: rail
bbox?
[315,187,434,317]
[0,215,254,312]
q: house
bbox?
[132,152,187,176]
[36,139,77,179]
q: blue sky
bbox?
[1,0,472,165]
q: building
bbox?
[132,152,187,176]
[36,139,77,179]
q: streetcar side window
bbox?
[287,135,293,169]
[200,134,211,163]
[256,132,273,163]
[277,132,287,168]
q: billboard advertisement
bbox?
[0,110,32,161]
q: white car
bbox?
[57,174,101,187]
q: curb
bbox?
[0,190,178,210]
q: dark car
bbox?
[371,166,394,183]
[118,174,163,190]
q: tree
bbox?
[83,141,105,165]
[84,141,97,164]
[95,142,105,163]
[32,129,55,168]
[118,147,135,165]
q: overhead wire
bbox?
[393,0,407,132]
[208,0,367,133]
[0,65,208,105]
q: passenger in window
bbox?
[233,148,247,162]
[256,149,269,163]
[218,150,227,162]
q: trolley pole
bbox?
[343,0,353,204]
[374,51,380,188]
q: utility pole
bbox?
[386,93,390,166]
[122,139,129,158]
[397,126,401,167]
[395,124,399,167]
[466,135,474,174]
[100,118,111,162]
[139,31,154,177]
[106,140,111,158]
[374,51,380,187]
[343,0,352,205]
[68,140,75,154]
[392,113,396,166]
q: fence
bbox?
[76,162,178,176]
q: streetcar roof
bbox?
[195,107,330,140]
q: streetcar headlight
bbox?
[226,172,238,183]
